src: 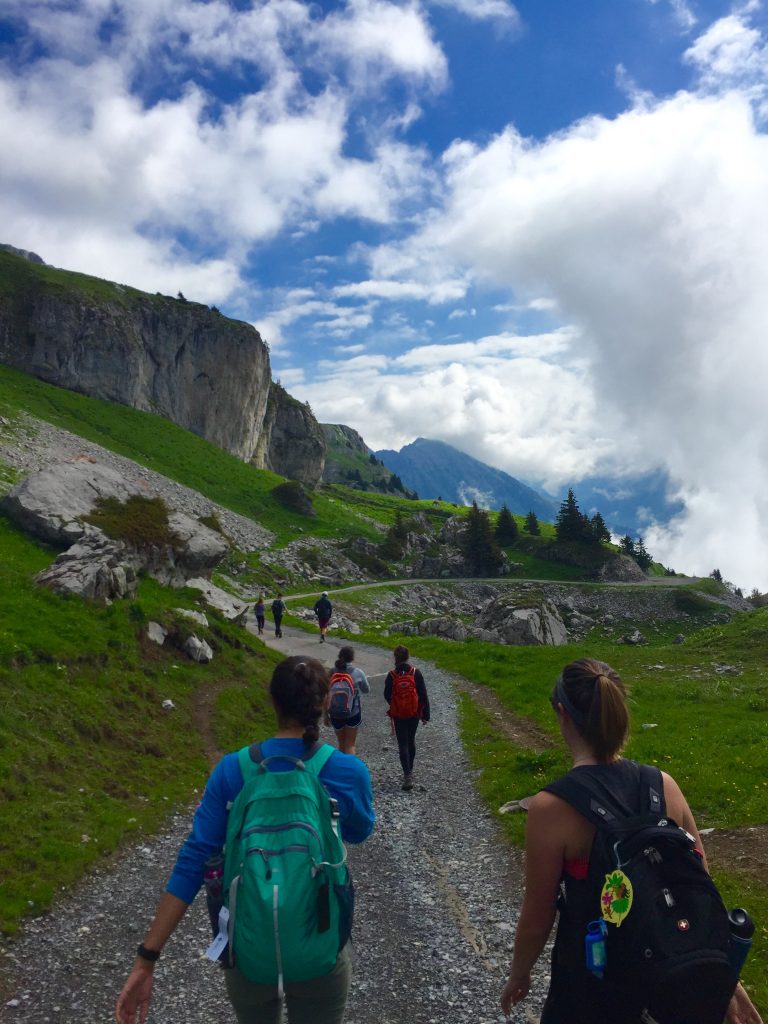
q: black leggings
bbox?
[393,717,420,773]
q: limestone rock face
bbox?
[417,616,468,642]
[257,385,326,486]
[0,251,326,484]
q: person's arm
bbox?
[415,669,430,722]
[321,754,375,843]
[501,792,564,1014]
[115,893,188,1024]
[384,670,393,705]
[354,668,370,694]
[116,756,239,1023]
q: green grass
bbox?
[0,513,276,935]
[86,495,183,548]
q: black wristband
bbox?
[137,943,161,963]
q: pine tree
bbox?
[709,568,724,584]
[462,502,504,575]
[524,510,540,535]
[495,504,519,545]
[619,535,636,559]
[633,536,653,572]
[555,488,591,542]
[590,511,611,545]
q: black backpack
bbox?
[545,762,736,1024]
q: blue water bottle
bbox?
[728,908,754,977]
[585,919,608,979]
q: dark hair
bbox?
[336,646,355,671]
[393,645,409,666]
[555,658,629,762]
[270,656,329,747]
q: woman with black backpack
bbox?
[384,645,430,791]
[500,657,762,1024]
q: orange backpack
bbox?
[388,667,419,718]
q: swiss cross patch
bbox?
[677,919,690,931]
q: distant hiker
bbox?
[384,645,430,791]
[326,646,370,756]
[254,595,265,635]
[500,657,762,1024]
[116,656,374,1024]
[314,591,333,643]
[271,593,285,638]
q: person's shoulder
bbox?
[527,787,586,825]
[323,748,371,783]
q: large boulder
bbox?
[417,616,468,642]
[477,595,568,646]
[595,555,648,583]
[2,461,228,601]
[186,578,249,623]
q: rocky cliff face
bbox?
[0,249,325,485]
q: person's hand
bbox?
[726,982,764,1024]
[115,964,154,1024]
[420,719,429,727]
[501,970,530,1015]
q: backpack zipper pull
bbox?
[643,846,662,864]
[662,888,675,908]
[257,848,272,879]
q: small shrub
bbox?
[86,496,183,549]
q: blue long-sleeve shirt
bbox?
[166,738,375,904]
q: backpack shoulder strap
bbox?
[301,741,335,777]
[238,742,262,781]
[544,762,666,830]
[544,771,622,830]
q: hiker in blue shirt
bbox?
[116,656,374,1024]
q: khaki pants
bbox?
[225,947,351,1024]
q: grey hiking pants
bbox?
[225,946,351,1024]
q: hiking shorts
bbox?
[225,946,351,1024]
[330,711,362,731]
[318,617,330,630]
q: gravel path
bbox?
[1,628,549,1024]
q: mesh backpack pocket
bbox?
[328,672,356,719]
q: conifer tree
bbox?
[590,511,611,544]
[495,504,519,545]
[462,502,504,575]
[524,510,540,535]
[619,535,636,559]
[555,488,591,542]
[633,536,653,571]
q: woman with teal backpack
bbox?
[115,656,375,1024]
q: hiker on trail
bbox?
[326,646,370,756]
[254,595,266,635]
[500,657,763,1024]
[313,591,333,643]
[115,655,374,1024]
[271,593,285,638]
[384,645,429,792]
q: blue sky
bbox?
[2,0,768,588]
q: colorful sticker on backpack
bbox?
[601,870,633,927]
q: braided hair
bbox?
[270,656,329,747]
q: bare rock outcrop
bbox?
[1,461,228,600]
[476,594,569,645]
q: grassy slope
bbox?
[0,514,277,936]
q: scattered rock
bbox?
[147,622,168,645]
[183,636,213,663]
[185,579,248,623]
[621,629,647,645]
[174,608,209,627]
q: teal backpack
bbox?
[223,741,353,993]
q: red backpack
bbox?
[388,667,419,718]
[328,671,356,719]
